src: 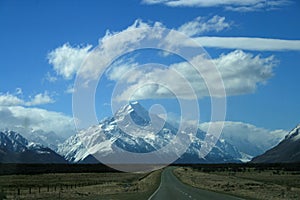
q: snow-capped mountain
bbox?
[286,124,300,141]
[251,124,300,163]
[0,130,67,163]
[58,101,242,164]
[23,129,64,150]
[3,127,65,150]
[199,121,287,161]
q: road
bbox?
[149,167,243,200]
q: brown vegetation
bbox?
[0,167,162,200]
[174,166,300,200]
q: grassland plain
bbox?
[174,166,300,200]
[0,169,162,200]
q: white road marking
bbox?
[148,171,163,200]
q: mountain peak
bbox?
[1,130,28,147]
[0,130,67,163]
[128,101,143,111]
[251,123,300,163]
[114,101,150,125]
[285,124,300,141]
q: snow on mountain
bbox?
[199,121,287,161]
[57,102,176,163]
[1,126,65,150]
[0,130,67,163]
[21,129,65,151]
[58,102,242,164]
[115,101,151,125]
[57,125,115,163]
[0,130,28,153]
[251,124,300,163]
[285,124,300,141]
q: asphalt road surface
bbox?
[149,167,243,200]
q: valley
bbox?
[0,165,161,200]
[1,1,300,200]
[174,164,300,200]
[2,164,300,199]
[1,102,290,165]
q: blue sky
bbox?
[0,0,300,137]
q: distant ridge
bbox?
[58,101,242,164]
[251,124,300,163]
[0,130,67,163]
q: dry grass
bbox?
[0,170,162,200]
[174,167,300,200]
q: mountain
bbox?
[58,101,242,164]
[199,122,287,161]
[3,127,65,150]
[22,129,65,150]
[0,130,67,163]
[251,124,300,163]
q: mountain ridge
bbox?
[251,124,300,163]
[0,130,67,163]
[58,102,242,164]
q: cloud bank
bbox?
[106,49,276,100]
[0,91,55,106]
[0,106,75,138]
[47,18,299,101]
[142,0,292,11]
[47,43,92,80]
[195,37,300,51]
[0,88,74,138]
[199,121,288,157]
[178,15,231,37]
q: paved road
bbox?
[149,167,243,200]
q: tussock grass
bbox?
[174,167,300,200]
[0,169,162,199]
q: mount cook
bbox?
[58,102,243,164]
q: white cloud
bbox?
[44,72,58,83]
[48,19,300,102]
[65,84,75,94]
[47,43,93,80]
[77,19,164,82]
[106,56,140,83]
[48,20,163,82]
[108,50,277,100]
[67,20,277,101]
[178,15,230,37]
[26,92,55,106]
[0,90,55,106]
[0,93,24,106]
[142,0,292,11]
[195,37,300,51]
[199,121,288,156]
[48,19,300,86]
[212,50,276,95]
[224,0,291,11]
[0,106,75,138]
